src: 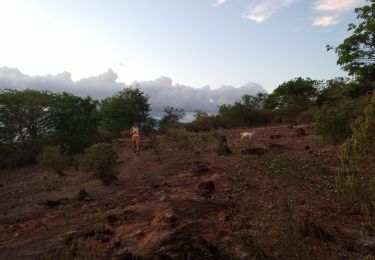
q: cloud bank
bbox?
[0,67,266,113]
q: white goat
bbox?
[240,131,255,141]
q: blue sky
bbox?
[0,0,366,92]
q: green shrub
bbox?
[314,98,366,144]
[37,145,70,176]
[80,143,117,185]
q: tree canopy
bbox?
[328,0,375,83]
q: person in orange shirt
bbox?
[130,122,140,154]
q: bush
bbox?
[314,98,366,144]
[80,143,117,185]
[338,94,375,174]
[37,145,70,176]
[186,117,213,132]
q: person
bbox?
[130,122,140,154]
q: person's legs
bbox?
[135,139,139,153]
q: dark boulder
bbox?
[296,128,306,136]
[197,181,215,196]
[241,148,269,155]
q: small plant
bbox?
[308,152,330,176]
[260,154,310,183]
[37,145,70,176]
[80,143,117,185]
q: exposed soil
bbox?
[1,124,375,259]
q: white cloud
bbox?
[311,0,364,27]
[244,0,298,23]
[313,0,363,13]
[0,67,267,113]
[311,15,339,26]
[214,0,227,6]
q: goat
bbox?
[240,131,255,141]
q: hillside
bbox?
[1,124,375,259]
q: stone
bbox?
[193,162,210,175]
[268,144,285,152]
[197,181,215,196]
[78,188,91,201]
[107,214,119,223]
[241,148,269,155]
[296,128,306,136]
[117,252,141,260]
[270,134,283,139]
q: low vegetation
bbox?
[37,145,70,176]
[80,143,118,185]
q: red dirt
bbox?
[0,124,374,259]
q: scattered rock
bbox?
[14,232,23,238]
[78,188,90,201]
[152,234,224,259]
[112,240,121,248]
[46,198,68,207]
[197,181,215,197]
[268,144,285,153]
[117,252,142,260]
[107,214,119,223]
[301,220,335,242]
[241,148,269,155]
[296,128,306,136]
[151,209,177,226]
[62,230,82,243]
[159,195,169,202]
[193,161,210,175]
[270,134,283,139]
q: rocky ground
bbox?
[1,124,375,259]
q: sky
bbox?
[0,0,366,94]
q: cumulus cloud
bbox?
[311,0,364,27]
[311,15,339,26]
[132,77,266,113]
[313,0,362,13]
[244,0,298,23]
[0,67,266,114]
[214,0,227,6]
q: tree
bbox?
[0,89,55,166]
[194,110,208,119]
[53,93,99,153]
[328,0,375,83]
[100,88,150,136]
[242,93,269,110]
[159,106,185,132]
